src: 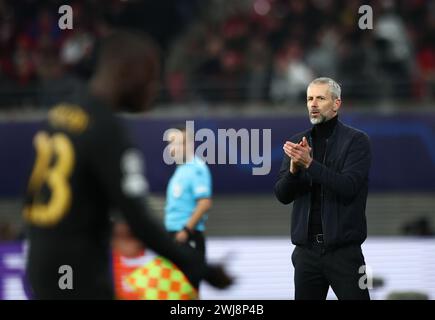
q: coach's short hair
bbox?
[308,77,341,100]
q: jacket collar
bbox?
[307,119,344,149]
[325,119,343,147]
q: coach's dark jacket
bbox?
[274,120,371,248]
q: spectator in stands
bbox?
[1,0,434,106]
[416,10,435,101]
[36,48,85,108]
[270,41,313,104]
[245,36,271,102]
[0,221,17,242]
[374,0,414,100]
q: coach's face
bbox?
[306,83,341,125]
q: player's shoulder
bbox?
[47,102,91,135]
[46,92,116,136]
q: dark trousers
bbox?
[169,230,206,289]
[292,240,370,300]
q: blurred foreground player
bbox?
[23,30,232,299]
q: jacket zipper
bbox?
[306,136,313,242]
[321,138,328,244]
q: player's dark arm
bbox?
[274,154,311,204]
[88,117,229,287]
[87,118,206,277]
[306,133,371,198]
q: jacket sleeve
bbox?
[274,154,311,204]
[306,132,371,198]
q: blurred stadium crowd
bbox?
[0,0,434,108]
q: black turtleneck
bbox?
[308,115,338,236]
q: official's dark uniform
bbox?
[24,93,204,299]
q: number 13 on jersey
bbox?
[24,131,75,227]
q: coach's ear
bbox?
[333,98,342,113]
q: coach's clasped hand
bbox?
[283,136,313,171]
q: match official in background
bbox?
[274,77,371,300]
[165,126,213,289]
